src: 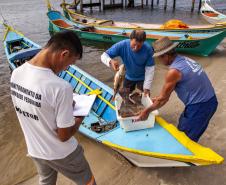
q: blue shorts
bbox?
[178,95,218,142]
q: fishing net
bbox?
[160,19,189,29]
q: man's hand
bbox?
[56,116,85,142]
[74,116,84,132]
[143,89,150,97]
[133,108,150,122]
[110,59,119,71]
[151,97,157,103]
[75,116,84,125]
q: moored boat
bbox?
[47,10,226,57]
[1,22,224,167]
[60,0,226,35]
[201,0,226,25]
[2,22,41,71]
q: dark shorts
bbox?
[123,78,143,92]
[178,95,218,142]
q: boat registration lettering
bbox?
[103,35,112,41]
[177,41,200,49]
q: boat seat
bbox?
[13,54,34,67]
[6,38,23,44]
[52,19,73,28]
[12,46,23,52]
[203,12,218,17]
[97,20,114,26]
[9,48,41,61]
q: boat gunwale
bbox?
[48,10,226,43]
[62,2,226,32]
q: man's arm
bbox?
[56,116,84,142]
[55,85,82,142]
[101,41,125,71]
[143,46,155,96]
[101,52,119,71]
[143,66,155,96]
[135,69,182,121]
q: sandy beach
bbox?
[0,0,226,185]
[15,40,226,185]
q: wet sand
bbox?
[17,40,226,185]
[0,0,226,185]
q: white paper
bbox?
[73,94,96,116]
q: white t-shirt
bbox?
[10,62,78,160]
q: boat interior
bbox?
[70,13,157,28]
[52,19,203,41]
[68,11,222,29]
[59,66,119,135]
[7,39,31,54]
[7,39,40,69]
[202,10,219,17]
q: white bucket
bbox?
[115,93,159,132]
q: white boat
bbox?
[200,0,226,25]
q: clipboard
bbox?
[73,93,96,116]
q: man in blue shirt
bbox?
[101,30,155,96]
[135,37,218,142]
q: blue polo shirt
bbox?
[106,39,154,81]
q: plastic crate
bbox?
[115,93,159,132]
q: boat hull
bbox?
[48,20,225,57]
[3,24,41,71]
[61,2,226,36]
[201,1,226,25]
[117,149,194,167]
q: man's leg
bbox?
[123,78,136,93]
[31,157,58,185]
[178,96,218,142]
[136,81,144,91]
[189,96,218,141]
[47,145,96,185]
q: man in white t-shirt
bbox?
[10,31,96,185]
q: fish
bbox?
[129,89,143,105]
[118,89,145,118]
[112,64,125,101]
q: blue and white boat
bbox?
[2,23,224,167]
[2,22,41,71]
[201,0,226,25]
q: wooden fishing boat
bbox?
[59,0,226,35]
[2,22,41,71]
[201,0,226,25]
[47,10,226,56]
[2,23,224,167]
